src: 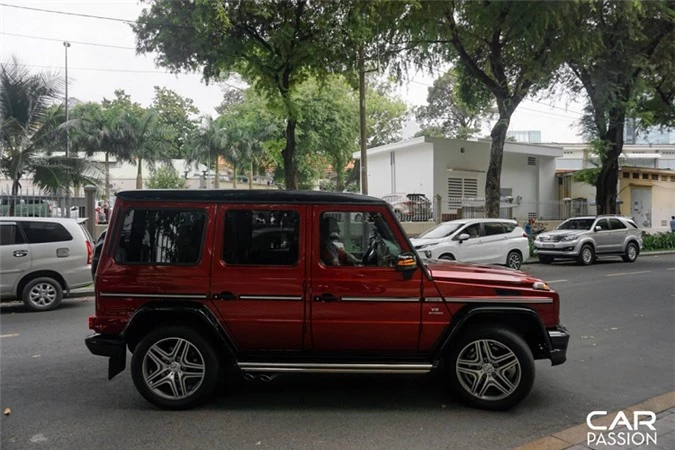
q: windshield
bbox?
[418,222,463,239]
[557,218,595,231]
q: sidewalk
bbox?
[514,391,675,450]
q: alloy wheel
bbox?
[455,339,521,401]
[28,283,57,307]
[142,337,206,401]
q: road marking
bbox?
[0,333,19,338]
[605,270,651,277]
[547,279,568,283]
[666,267,675,271]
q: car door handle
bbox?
[13,250,28,257]
[213,291,237,300]
[314,293,338,302]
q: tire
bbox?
[439,253,455,261]
[577,244,595,266]
[131,325,221,410]
[538,255,554,264]
[22,277,63,311]
[506,251,523,270]
[444,326,535,410]
[622,241,639,263]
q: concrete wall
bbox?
[366,152,392,199]
[619,174,675,232]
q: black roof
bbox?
[116,189,387,205]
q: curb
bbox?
[522,249,675,265]
[513,391,675,450]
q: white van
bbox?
[410,218,530,269]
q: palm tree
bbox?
[129,109,171,189]
[189,116,229,188]
[0,59,99,210]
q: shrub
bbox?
[642,232,675,251]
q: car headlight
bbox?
[561,235,578,242]
[416,244,429,250]
[533,281,550,291]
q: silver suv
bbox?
[0,217,93,311]
[534,215,643,265]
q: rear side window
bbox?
[0,223,26,245]
[223,210,300,266]
[483,222,505,236]
[626,220,638,229]
[608,218,626,230]
[19,221,72,243]
[115,209,206,265]
[503,222,516,233]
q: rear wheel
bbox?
[131,325,221,410]
[622,242,639,263]
[444,326,535,410]
[22,277,63,311]
[439,253,455,261]
[577,244,595,265]
[506,251,523,270]
[538,255,554,264]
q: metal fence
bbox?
[447,197,596,221]
[0,189,87,219]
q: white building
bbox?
[554,143,675,171]
[353,136,563,220]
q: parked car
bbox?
[410,218,529,270]
[534,215,643,265]
[382,193,433,221]
[0,217,94,311]
[0,197,53,217]
[86,190,568,411]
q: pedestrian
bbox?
[524,217,535,238]
[670,215,675,233]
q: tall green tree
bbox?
[365,79,409,148]
[151,86,199,159]
[135,0,353,190]
[398,1,576,217]
[188,116,229,188]
[0,60,98,204]
[566,0,674,214]
[415,66,493,140]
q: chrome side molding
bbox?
[237,362,433,374]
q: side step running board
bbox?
[237,362,433,374]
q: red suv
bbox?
[86,190,568,411]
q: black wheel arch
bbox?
[122,302,237,360]
[433,306,553,363]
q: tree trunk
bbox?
[9,179,20,215]
[105,152,110,200]
[358,45,368,195]
[336,163,345,192]
[214,158,220,189]
[282,117,298,190]
[249,159,253,190]
[232,163,238,189]
[136,157,143,189]
[485,114,510,217]
[595,109,625,215]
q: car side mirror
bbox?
[395,252,417,280]
[594,226,602,232]
[458,233,470,242]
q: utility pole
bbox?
[63,41,71,158]
[358,45,368,195]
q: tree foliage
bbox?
[151,86,199,159]
[146,164,187,189]
[366,78,409,148]
[415,66,493,140]
[566,0,674,214]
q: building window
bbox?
[527,157,537,166]
[632,172,640,179]
[642,173,649,180]
[623,172,630,178]
[651,174,659,180]
[447,177,479,209]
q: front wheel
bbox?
[131,325,221,410]
[622,242,639,263]
[506,251,523,270]
[439,253,455,261]
[444,327,535,410]
[577,244,595,265]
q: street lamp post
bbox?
[63,41,71,158]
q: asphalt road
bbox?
[1,254,674,449]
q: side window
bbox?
[460,223,481,239]
[0,223,25,246]
[626,220,638,229]
[503,222,516,233]
[609,218,626,230]
[115,209,206,265]
[19,221,72,243]
[595,219,610,231]
[223,210,299,266]
[483,222,505,236]
[319,211,401,268]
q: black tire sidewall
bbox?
[445,326,535,411]
[131,325,221,410]
[439,254,455,261]
[22,277,63,311]
[623,242,639,262]
[506,251,522,269]
[577,245,594,265]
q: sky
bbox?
[1,0,586,144]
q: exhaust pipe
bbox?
[242,373,256,382]
[258,374,277,383]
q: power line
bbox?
[0,32,135,50]
[0,3,134,24]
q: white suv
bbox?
[410,218,529,269]
[0,217,93,311]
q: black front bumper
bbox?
[548,325,570,366]
[85,334,127,379]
